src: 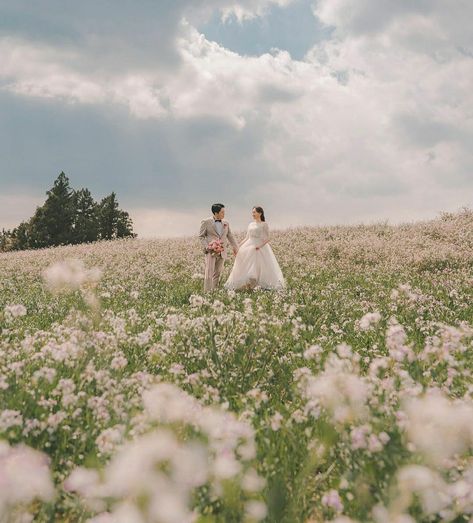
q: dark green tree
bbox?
[10,221,31,251]
[4,172,136,251]
[28,206,48,248]
[31,171,74,247]
[72,188,99,244]
[98,192,119,240]
[116,209,136,239]
[0,228,12,252]
[98,192,135,240]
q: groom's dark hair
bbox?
[211,203,225,215]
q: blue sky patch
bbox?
[199,0,333,60]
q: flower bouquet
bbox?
[207,239,225,257]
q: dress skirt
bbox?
[224,239,285,290]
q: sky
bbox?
[0,0,472,237]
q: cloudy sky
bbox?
[1,0,472,237]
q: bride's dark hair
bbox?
[253,206,266,222]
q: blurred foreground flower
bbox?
[300,354,370,424]
[42,258,102,293]
[358,311,382,331]
[403,389,473,466]
[3,304,27,320]
[0,441,54,520]
[66,382,265,523]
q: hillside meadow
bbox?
[1,208,473,523]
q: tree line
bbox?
[0,172,136,252]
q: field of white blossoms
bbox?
[1,208,473,523]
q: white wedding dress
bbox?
[224,221,285,291]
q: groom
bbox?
[199,203,238,292]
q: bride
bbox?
[224,206,285,291]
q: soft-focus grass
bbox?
[1,209,473,522]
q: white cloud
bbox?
[0,37,105,104]
[314,0,473,45]
[0,0,472,234]
[218,0,295,21]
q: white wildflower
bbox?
[386,319,414,362]
[213,453,242,479]
[64,467,101,498]
[304,344,323,360]
[270,412,284,431]
[110,354,128,370]
[4,304,27,319]
[336,343,353,358]
[245,500,267,521]
[321,489,344,512]
[0,441,54,513]
[303,358,370,424]
[189,294,204,307]
[242,469,266,492]
[96,426,125,455]
[143,383,200,424]
[359,311,382,331]
[397,465,450,515]
[372,504,415,523]
[0,410,23,431]
[404,390,473,465]
[43,258,102,292]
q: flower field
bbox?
[1,208,473,523]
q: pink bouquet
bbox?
[207,239,225,257]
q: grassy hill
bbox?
[1,208,473,522]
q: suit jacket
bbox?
[199,217,238,260]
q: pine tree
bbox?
[98,192,136,240]
[72,188,99,244]
[0,228,12,252]
[98,192,120,240]
[32,171,74,246]
[116,209,136,239]
[10,221,31,251]
[5,173,136,251]
[28,206,48,248]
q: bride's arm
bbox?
[256,223,270,250]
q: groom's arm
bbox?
[227,225,239,253]
[199,220,208,253]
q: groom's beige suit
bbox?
[199,217,238,292]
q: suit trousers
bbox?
[204,253,225,292]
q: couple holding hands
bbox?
[199,203,285,293]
